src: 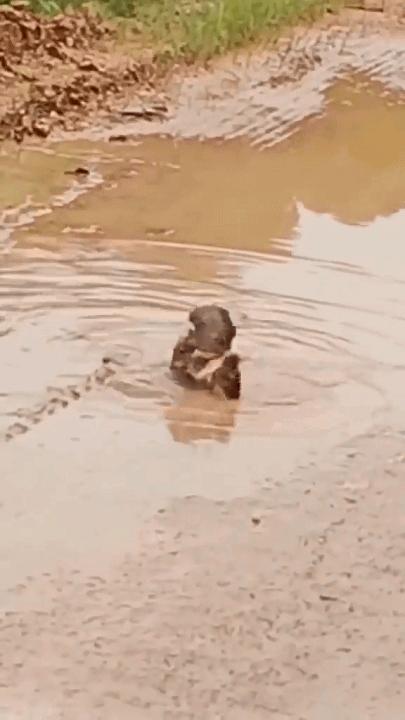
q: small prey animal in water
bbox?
[170,304,241,400]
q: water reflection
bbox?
[16,77,404,281]
[164,388,238,444]
[290,75,405,225]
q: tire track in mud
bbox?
[170,31,405,148]
[92,24,405,149]
[0,166,122,444]
[0,355,121,443]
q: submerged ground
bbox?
[1,3,405,719]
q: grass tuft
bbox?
[4,0,343,61]
[121,0,342,61]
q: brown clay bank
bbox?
[0,0,404,144]
[0,0,371,144]
[0,3,160,143]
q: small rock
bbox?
[32,117,51,138]
[79,58,102,72]
[64,166,90,177]
[109,134,127,142]
[120,102,168,121]
[11,0,29,9]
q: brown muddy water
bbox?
[2,65,405,718]
[2,74,405,567]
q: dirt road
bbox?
[2,426,405,719]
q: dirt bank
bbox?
[0,3,163,143]
[1,0,404,145]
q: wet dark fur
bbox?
[189,305,236,355]
[209,352,241,400]
[170,305,241,400]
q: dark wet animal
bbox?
[189,305,236,355]
[170,304,241,400]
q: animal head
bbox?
[189,304,236,355]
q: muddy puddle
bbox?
[2,72,405,579]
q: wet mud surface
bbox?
[2,430,405,720]
[2,14,405,719]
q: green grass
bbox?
[7,0,343,61]
[124,0,341,61]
